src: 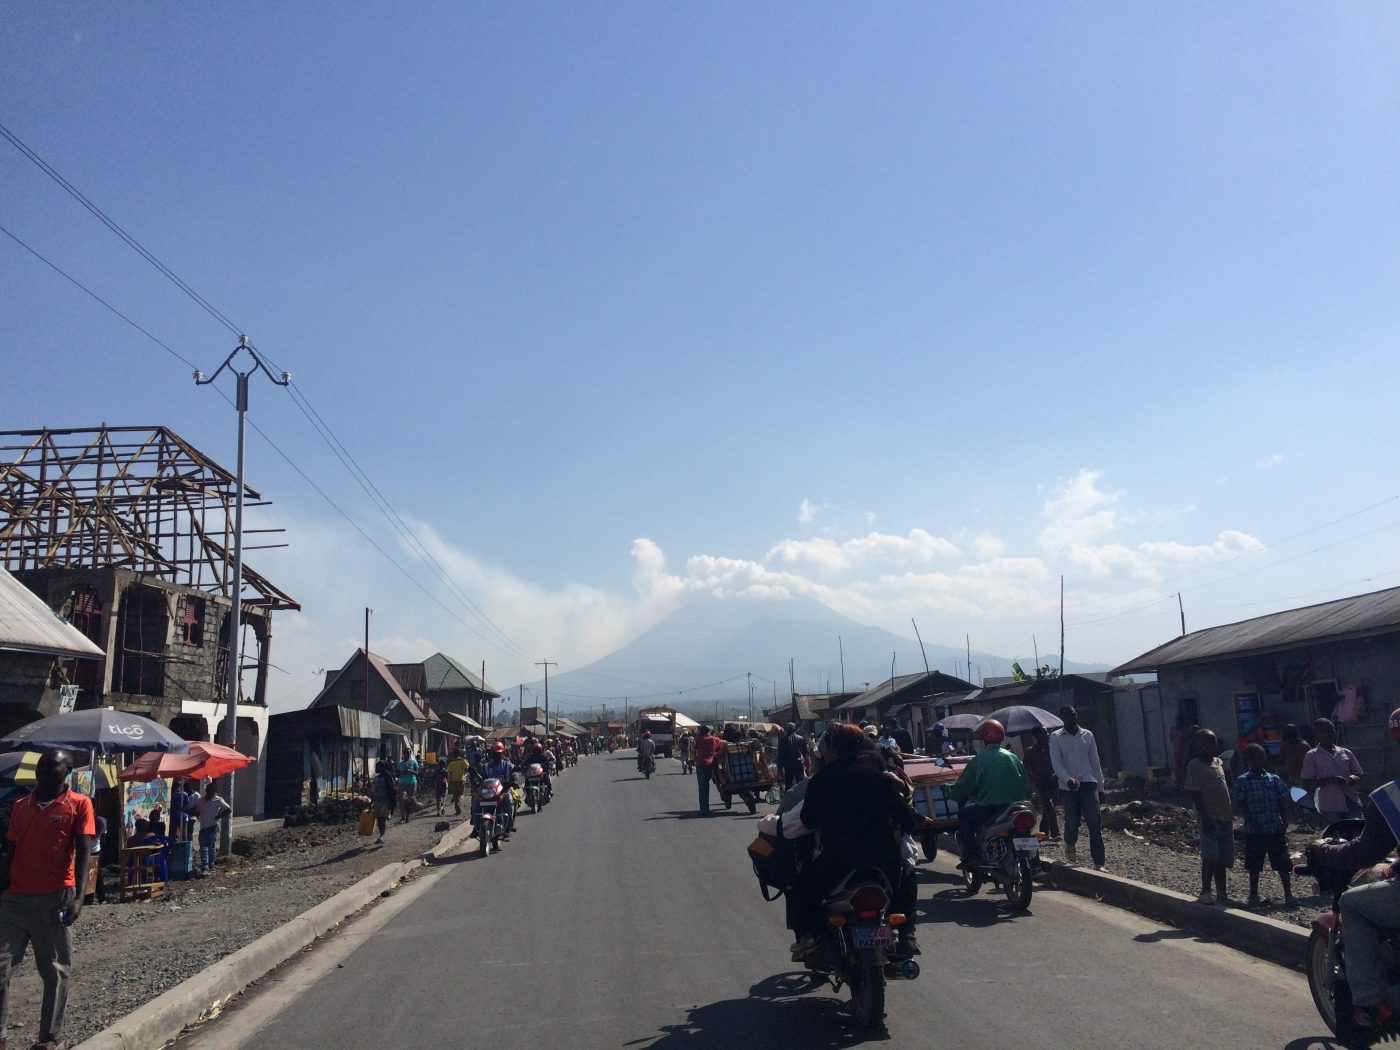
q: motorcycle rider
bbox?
[946,719,1029,868]
[527,740,555,802]
[477,741,516,842]
[1306,709,1400,1029]
[784,722,917,959]
[638,730,657,774]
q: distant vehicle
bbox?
[635,707,679,759]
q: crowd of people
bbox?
[364,734,584,846]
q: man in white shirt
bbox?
[1050,705,1107,870]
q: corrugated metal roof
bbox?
[1114,585,1400,675]
[0,567,104,660]
[834,672,973,712]
[421,653,500,698]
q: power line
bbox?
[2,122,531,662]
[0,224,530,662]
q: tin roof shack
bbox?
[310,648,439,759]
[834,672,974,738]
[266,706,382,818]
[389,652,499,728]
[937,674,1119,771]
[0,426,299,818]
[765,691,855,734]
[1115,586,1400,786]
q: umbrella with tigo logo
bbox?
[977,705,1064,736]
[117,741,255,783]
[0,708,190,755]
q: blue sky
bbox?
[4,4,1399,710]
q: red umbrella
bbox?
[118,741,255,783]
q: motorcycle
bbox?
[960,801,1039,910]
[802,868,920,1029]
[640,753,657,779]
[474,778,509,856]
[524,763,547,814]
[1295,818,1400,1046]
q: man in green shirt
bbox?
[947,719,1029,866]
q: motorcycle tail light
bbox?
[850,886,889,913]
[828,915,847,927]
[887,913,907,926]
[1012,812,1036,834]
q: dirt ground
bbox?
[3,804,470,1047]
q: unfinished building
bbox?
[0,425,299,815]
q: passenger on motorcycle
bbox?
[477,742,516,841]
[638,731,657,772]
[1307,708,1400,1028]
[784,722,917,960]
[946,719,1029,868]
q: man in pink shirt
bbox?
[1301,717,1364,822]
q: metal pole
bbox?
[215,371,248,856]
[195,336,290,857]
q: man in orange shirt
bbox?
[0,747,96,1050]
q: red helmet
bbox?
[490,741,506,754]
[1389,708,1400,743]
[530,741,544,751]
[978,719,1006,745]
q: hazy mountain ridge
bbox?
[514,596,1107,714]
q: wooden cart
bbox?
[903,756,968,862]
[714,740,775,814]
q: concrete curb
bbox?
[1040,862,1309,970]
[938,839,1308,971]
[74,821,472,1050]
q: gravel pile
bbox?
[3,806,469,1047]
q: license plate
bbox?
[1013,837,1040,852]
[851,926,891,950]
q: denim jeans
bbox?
[1341,879,1400,1006]
[198,825,218,871]
[1061,783,1105,866]
[697,766,714,814]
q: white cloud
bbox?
[798,498,823,525]
[1260,452,1285,469]
[765,529,961,574]
[262,467,1268,710]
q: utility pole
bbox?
[747,672,753,724]
[838,636,845,693]
[195,335,290,857]
[534,662,557,735]
[362,607,371,780]
[1178,593,1186,636]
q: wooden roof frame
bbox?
[0,425,298,610]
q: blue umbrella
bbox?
[0,708,190,755]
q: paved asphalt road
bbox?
[181,751,1341,1050]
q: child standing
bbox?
[1234,743,1297,909]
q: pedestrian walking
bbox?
[776,724,809,791]
[397,750,420,824]
[1050,706,1106,869]
[447,749,470,816]
[433,758,448,817]
[694,724,726,816]
[1234,743,1297,910]
[369,760,396,844]
[1185,729,1234,905]
[0,747,95,1050]
[1301,718,1364,823]
[1023,727,1060,839]
[195,782,231,874]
